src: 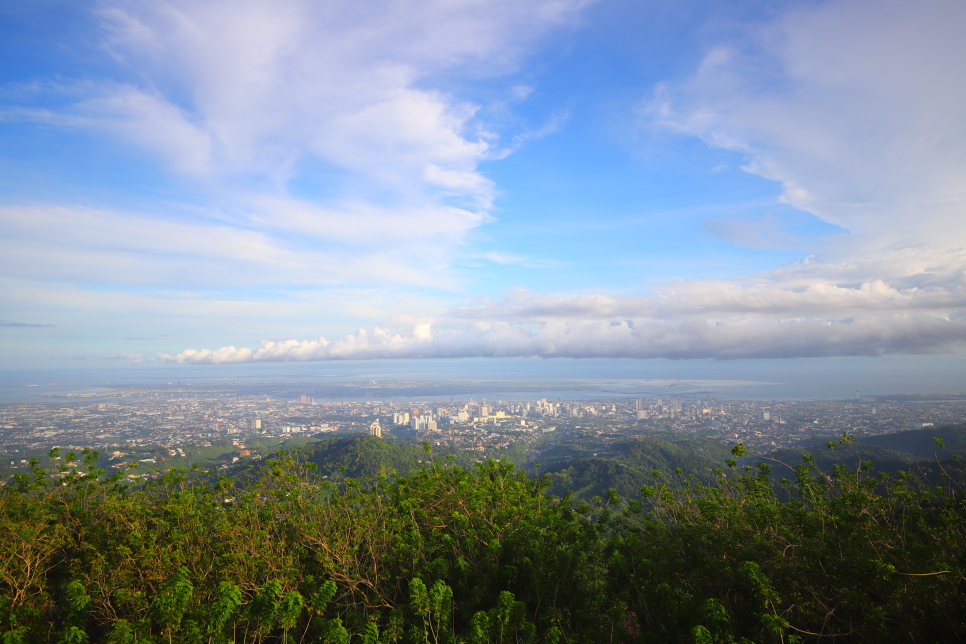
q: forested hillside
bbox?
[540,438,731,500]
[300,436,482,478]
[3,431,966,643]
[760,442,918,478]
[858,423,966,459]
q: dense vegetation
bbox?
[858,423,966,459]
[761,443,918,480]
[299,437,519,479]
[540,438,732,500]
[3,432,966,644]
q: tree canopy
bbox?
[2,433,965,643]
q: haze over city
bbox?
[2,0,965,395]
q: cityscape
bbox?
[3,381,963,481]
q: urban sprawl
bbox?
[2,383,964,480]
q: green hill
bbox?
[304,435,430,478]
[540,437,732,500]
[858,423,966,460]
[761,442,918,478]
[300,435,481,479]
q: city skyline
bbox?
[2,0,965,385]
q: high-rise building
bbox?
[635,397,643,411]
[369,420,382,438]
[251,418,261,429]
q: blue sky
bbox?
[1,0,965,377]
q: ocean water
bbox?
[1,355,964,403]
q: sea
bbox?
[2,355,964,404]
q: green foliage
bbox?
[207,582,242,642]
[64,581,92,627]
[60,626,88,644]
[542,437,731,500]
[277,591,303,632]
[765,442,917,479]
[859,423,966,459]
[2,433,966,643]
[291,435,485,480]
[248,579,282,637]
[151,568,192,641]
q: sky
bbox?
[1,0,965,384]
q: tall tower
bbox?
[369,420,382,438]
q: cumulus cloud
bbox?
[161,312,966,363]
[164,243,966,362]
[455,252,966,319]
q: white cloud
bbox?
[160,0,966,365]
[162,311,966,363]
[0,204,454,288]
[455,248,966,319]
[644,0,966,251]
[13,0,966,365]
[165,237,966,362]
[1,0,591,293]
[85,0,590,199]
[105,352,143,363]
[475,251,562,268]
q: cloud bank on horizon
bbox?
[164,247,966,363]
[2,0,965,367]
